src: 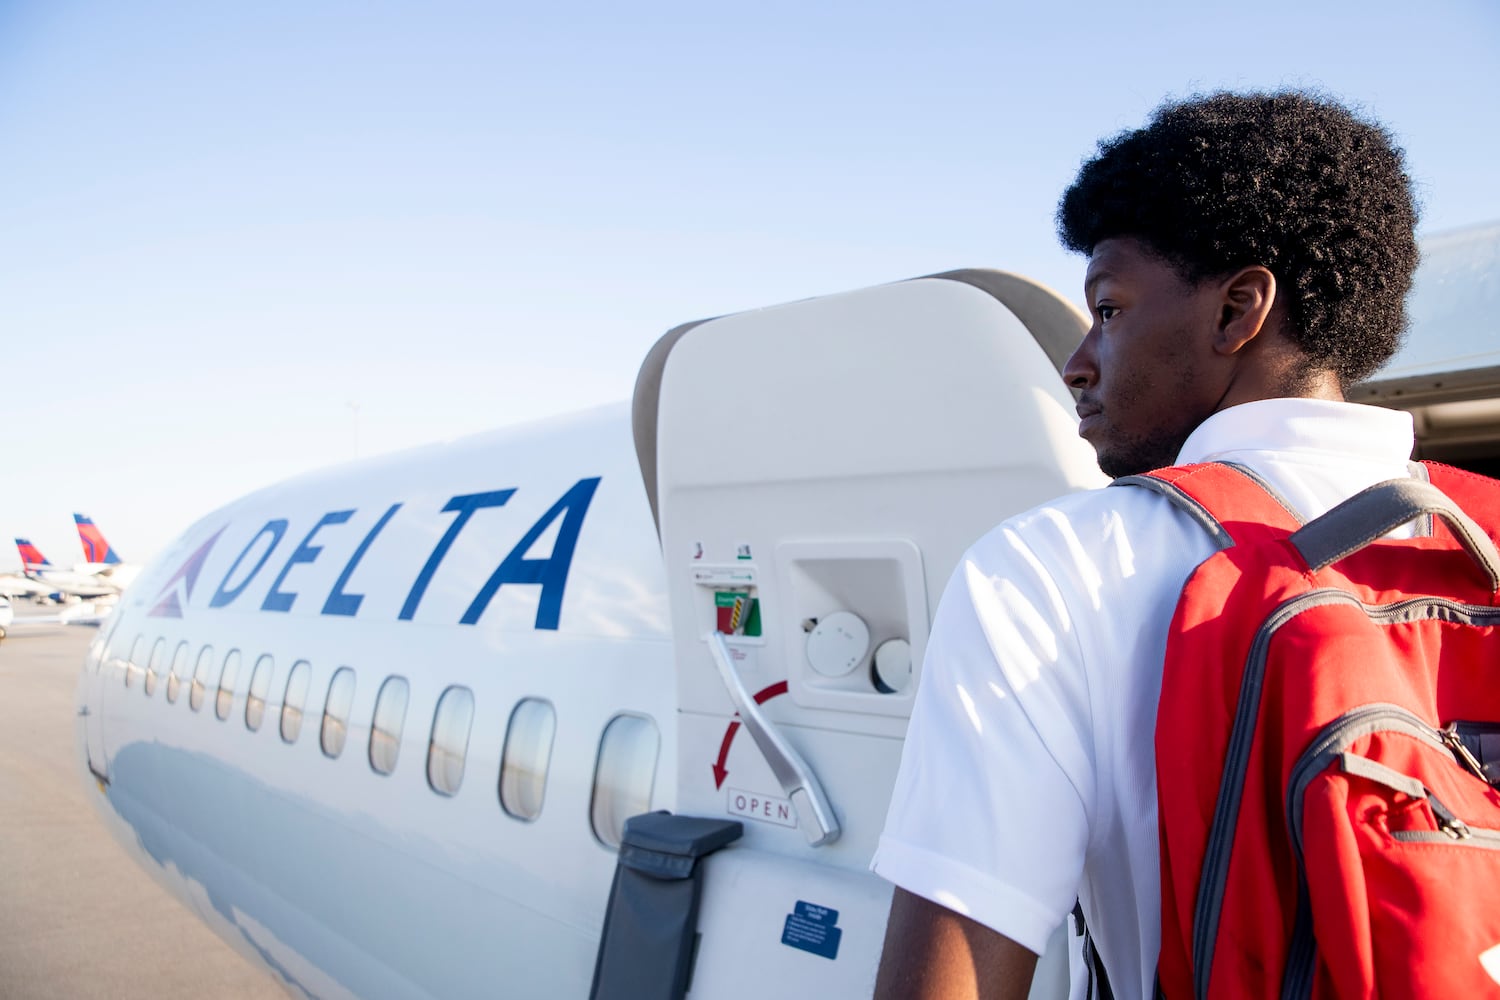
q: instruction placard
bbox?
[714,591,762,637]
[781,900,842,960]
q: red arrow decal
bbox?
[712,723,738,788]
[711,680,790,789]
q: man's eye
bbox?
[1097,305,1119,322]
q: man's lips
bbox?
[1075,402,1102,438]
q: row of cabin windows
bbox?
[110,632,656,846]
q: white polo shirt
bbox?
[871,397,1416,999]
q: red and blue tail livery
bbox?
[15,539,51,571]
[73,514,122,565]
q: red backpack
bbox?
[1121,461,1500,999]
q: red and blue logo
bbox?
[148,528,225,618]
[15,539,50,570]
[74,514,121,565]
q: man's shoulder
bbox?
[973,479,1192,552]
[952,476,1225,614]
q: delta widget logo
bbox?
[148,528,226,618]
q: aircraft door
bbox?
[633,269,1106,998]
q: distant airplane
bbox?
[16,539,52,574]
[14,538,121,601]
[72,225,1500,1000]
[72,514,141,590]
[74,514,122,566]
[0,596,110,639]
[0,570,59,602]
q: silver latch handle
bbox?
[705,631,840,846]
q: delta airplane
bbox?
[72,513,142,590]
[12,519,139,601]
[73,226,1500,1000]
[74,513,121,566]
[0,570,60,603]
[0,597,109,639]
[15,539,120,601]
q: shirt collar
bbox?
[1176,397,1415,465]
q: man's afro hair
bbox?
[1056,91,1419,385]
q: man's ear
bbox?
[1214,266,1276,356]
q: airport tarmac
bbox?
[0,621,285,1000]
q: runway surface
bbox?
[0,621,285,999]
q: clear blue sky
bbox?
[3,0,1498,570]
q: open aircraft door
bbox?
[597,271,1108,999]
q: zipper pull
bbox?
[1439,724,1494,786]
[1426,790,1473,840]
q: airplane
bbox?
[72,224,1500,1000]
[72,513,143,590]
[74,513,122,566]
[0,597,110,639]
[16,538,52,575]
[14,538,121,601]
[0,570,61,603]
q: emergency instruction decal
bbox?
[781,901,841,960]
[714,590,761,637]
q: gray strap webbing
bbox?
[1112,462,1307,552]
[1112,473,1235,550]
[1288,478,1500,590]
[1339,751,1426,799]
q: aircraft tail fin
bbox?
[16,539,51,571]
[74,514,122,565]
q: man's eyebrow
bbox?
[1083,269,1113,297]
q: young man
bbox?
[871,91,1420,999]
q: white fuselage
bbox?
[79,407,679,999]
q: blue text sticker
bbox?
[781,900,842,960]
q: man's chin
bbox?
[1093,442,1179,480]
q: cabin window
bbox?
[499,698,557,822]
[165,640,191,704]
[427,686,475,797]
[590,714,660,849]
[246,654,274,731]
[124,634,145,689]
[189,645,214,712]
[216,650,241,721]
[281,660,312,744]
[369,676,409,776]
[320,668,356,759]
[144,637,167,696]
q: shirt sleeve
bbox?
[871,516,1097,955]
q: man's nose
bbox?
[1062,326,1098,392]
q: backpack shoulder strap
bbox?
[1423,461,1500,547]
[1112,461,1303,550]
